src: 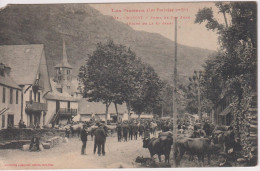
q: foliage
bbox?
[78,40,164,122]
[195,2,257,163]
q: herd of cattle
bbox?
[141,121,241,167]
[56,119,241,167]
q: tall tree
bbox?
[78,41,128,124]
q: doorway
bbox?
[7,114,14,127]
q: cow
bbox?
[143,133,173,163]
[174,137,218,167]
[158,132,173,163]
[143,137,163,162]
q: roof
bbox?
[0,75,21,89]
[54,40,72,69]
[219,105,232,116]
[78,99,128,115]
[44,79,77,102]
[0,44,44,85]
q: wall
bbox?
[0,85,22,129]
[80,114,91,121]
[46,100,56,125]
[46,99,78,125]
[22,85,47,126]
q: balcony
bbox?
[25,101,47,113]
[57,108,77,116]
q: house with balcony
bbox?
[0,45,51,128]
[44,40,79,126]
[0,63,22,129]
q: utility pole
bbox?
[161,102,164,118]
[172,17,178,146]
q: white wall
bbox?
[0,85,22,129]
[45,99,79,125]
[46,100,56,125]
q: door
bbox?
[67,101,71,112]
[7,114,14,128]
[56,101,60,113]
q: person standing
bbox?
[94,123,106,156]
[133,123,138,140]
[80,125,88,155]
[139,122,144,137]
[128,122,133,140]
[116,123,122,142]
[122,122,128,142]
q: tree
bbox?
[195,2,257,164]
[130,63,163,117]
[78,41,129,124]
[79,40,164,123]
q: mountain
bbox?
[0,4,214,84]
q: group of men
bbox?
[115,119,169,142]
[80,122,107,156]
[116,121,140,142]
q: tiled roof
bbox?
[0,44,44,85]
[78,99,128,114]
[0,75,21,89]
[44,79,77,102]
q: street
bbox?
[0,131,229,169]
[0,134,150,169]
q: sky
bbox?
[90,2,223,50]
[0,1,229,50]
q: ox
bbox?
[174,137,219,167]
[143,135,173,163]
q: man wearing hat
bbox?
[94,122,106,156]
[80,125,88,155]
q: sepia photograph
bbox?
[0,0,258,169]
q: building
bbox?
[0,45,51,128]
[44,40,79,126]
[0,63,22,129]
[45,80,78,125]
[212,95,233,126]
[78,100,128,122]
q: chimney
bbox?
[5,66,11,76]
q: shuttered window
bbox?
[10,88,13,104]
[2,87,5,103]
[16,90,18,104]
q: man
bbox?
[138,122,144,137]
[94,123,106,156]
[122,122,129,142]
[65,128,70,138]
[29,135,40,151]
[116,123,122,142]
[133,123,138,140]
[203,120,211,136]
[19,120,23,128]
[80,125,88,155]
[128,122,133,140]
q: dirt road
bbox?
[0,134,150,169]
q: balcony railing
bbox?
[25,101,47,112]
[57,108,77,116]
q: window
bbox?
[58,76,61,80]
[10,88,13,104]
[34,91,36,102]
[16,90,18,104]
[67,70,70,75]
[38,92,40,102]
[29,90,32,102]
[57,88,62,93]
[2,115,5,128]
[2,87,5,103]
